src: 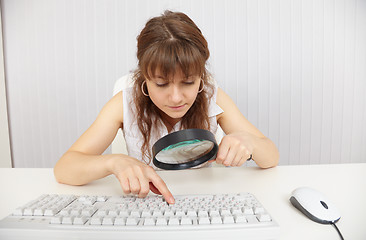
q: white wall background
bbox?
[0,4,11,168]
[1,0,366,168]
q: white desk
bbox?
[0,164,365,240]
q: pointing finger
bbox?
[149,174,174,204]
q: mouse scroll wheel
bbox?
[320,201,328,209]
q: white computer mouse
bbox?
[290,187,341,224]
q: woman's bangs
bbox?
[144,41,205,80]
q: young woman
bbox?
[54,11,279,204]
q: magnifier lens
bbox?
[156,140,214,164]
[152,129,218,170]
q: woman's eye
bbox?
[183,81,195,85]
[156,82,168,87]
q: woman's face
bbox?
[145,69,201,123]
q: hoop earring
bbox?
[198,79,205,93]
[141,80,149,97]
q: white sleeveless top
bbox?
[122,87,223,170]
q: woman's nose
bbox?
[169,85,183,103]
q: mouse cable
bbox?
[331,222,344,240]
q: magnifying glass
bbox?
[152,129,218,170]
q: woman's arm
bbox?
[215,88,279,168]
[54,92,124,184]
[54,92,175,203]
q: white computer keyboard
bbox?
[0,192,279,240]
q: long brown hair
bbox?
[132,10,214,162]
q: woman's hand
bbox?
[108,156,175,204]
[213,132,254,167]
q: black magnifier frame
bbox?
[152,129,218,170]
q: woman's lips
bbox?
[168,104,186,110]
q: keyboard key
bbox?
[108,210,120,216]
[231,207,242,215]
[180,217,192,225]
[107,197,124,203]
[168,217,180,226]
[246,215,259,224]
[62,216,74,225]
[210,216,222,224]
[222,215,235,224]
[97,196,108,202]
[141,210,152,217]
[130,210,140,217]
[175,210,185,217]
[186,209,197,217]
[12,208,24,216]
[219,208,231,216]
[83,197,97,205]
[254,206,265,214]
[126,217,139,226]
[163,210,174,217]
[70,209,81,215]
[257,214,272,222]
[235,215,247,223]
[90,217,102,225]
[33,208,45,216]
[82,208,96,217]
[74,216,88,225]
[143,218,155,226]
[102,217,115,225]
[198,217,210,225]
[114,217,126,226]
[97,209,108,216]
[209,209,220,217]
[23,208,34,216]
[152,210,163,217]
[243,207,254,215]
[50,216,62,224]
[198,210,208,217]
[119,210,129,217]
[44,207,58,216]
[156,218,167,226]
